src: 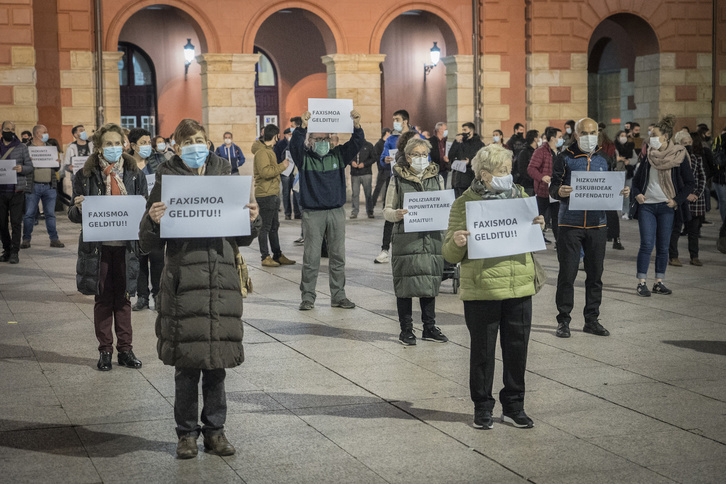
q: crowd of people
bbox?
[2,109,725,456]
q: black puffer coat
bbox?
[139,152,261,370]
[68,153,147,297]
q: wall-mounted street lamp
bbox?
[184,38,195,80]
[423,42,441,82]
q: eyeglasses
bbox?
[410,152,428,157]
[311,137,331,143]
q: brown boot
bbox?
[203,433,235,456]
[176,435,198,459]
[261,256,280,267]
[690,258,703,266]
[668,258,682,267]
[275,254,296,265]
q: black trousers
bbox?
[174,368,227,438]
[669,210,701,260]
[372,168,390,208]
[536,197,559,241]
[454,186,466,198]
[381,220,393,251]
[256,195,281,260]
[556,226,606,325]
[464,297,532,413]
[137,247,164,299]
[396,296,435,330]
[606,211,620,240]
[0,191,25,254]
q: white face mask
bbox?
[649,137,662,150]
[578,134,598,153]
[224,138,232,145]
[443,130,448,138]
[566,127,572,135]
[493,135,500,143]
[537,139,543,147]
[410,156,429,173]
[619,136,627,144]
[489,174,513,192]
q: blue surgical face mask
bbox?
[103,146,123,163]
[41,133,49,143]
[79,131,88,141]
[556,138,565,148]
[137,145,152,159]
[393,122,403,132]
[493,135,500,143]
[157,142,166,151]
[314,141,330,157]
[443,130,448,138]
[170,139,176,146]
[181,143,208,169]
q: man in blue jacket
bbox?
[215,132,245,174]
[289,109,363,311]
[550,117,630,339]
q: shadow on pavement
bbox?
[662,340,726,356]
[0,344,97,368]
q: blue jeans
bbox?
[23,183,58,241]
[637,202,674,280]
[713,182,726,224]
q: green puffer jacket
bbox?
[138,152,261,370]
[388,164,444,298]
[442,185,535,301]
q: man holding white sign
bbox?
[307,98,354,133]
[549,117,630,339]
[1,121,34,263]
[443,144,544,430]
[23,124,64,248]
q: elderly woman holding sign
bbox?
[384,137,448,346]
[68,122,148,372]
[443,144,544,430]
[139,119,261,460]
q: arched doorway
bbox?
[118,5,207,137]
[588,14,659,135]
[254,48,279,135]
[118,42,157,134]
[379,10,458,134]
[253,8,336,128]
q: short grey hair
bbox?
[434,122,446,133]
[673,131,692,146]
[403,137,431,157]
[472,144,512,180]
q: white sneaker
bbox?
[374,250,390,264]
[621,214,630,220]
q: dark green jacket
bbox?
[442,185,535,301]
[68,153,146,297]
[387,164,444,298]
[138,152,261,370]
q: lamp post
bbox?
[184,38,195,80]
[423,41,441,82]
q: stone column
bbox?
[525,53,587,130]
[442,55,475,133]
[479,55,511,135]
[0,46,37,133]
[321,54,386,141]
[102,51,124,126]
[60,51,96,133]
[197,53,259,176]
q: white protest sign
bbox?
[28,146,60,168]
[569,171,626,211]
[82,195,147,242]
[71,156,88,174]
[388,149,398,175]
[451,159,467,173]
[281,160,294,177]
[292,173,300,193]
[0,160,17,185]
[465,197,546,259]
[307,98,354,133]
[161,175,252,238]
[285,150,293,162]
[445,141,453,157]
[403,189,455,233]
[146,174,156,195]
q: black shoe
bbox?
[285,215,292,220]
[299,300,314,311]
[473,408,493,429]
[718,237,726,254]
[50,239,65,248]
[331,298,355,309]
[544,236,552,245]
[583,320,610,336]
[367,213,375,219]
[502,410,534,428]
[117,350,142,368]
[203,433,235,456]
[132,297,149,311]
[556,322,570,338]
[97,351,112,371]
[636,282,651,297]
[421,326,448,343]
[612,238,624,250]
[176,435,199,459]
[8,253,18,264]
[652,281,672,295]
[399,329,416,346]
[20,240,30,249]
[0,252,9,262]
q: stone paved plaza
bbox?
[1,206,725,483]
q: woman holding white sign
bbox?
[384,137,448,346]
[443,144,544,430]
[139,119,261,460]
[68,123,148,373]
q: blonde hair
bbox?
[673,130,692,146]
[472,144,512,179]
[404,137,431,156]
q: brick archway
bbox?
[241,1,347,54]
[104,0,218,53]
[575,1,665,53]
[369,4,468,55]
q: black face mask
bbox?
[462,133,470,140]
[632,133,640,138]
[2,131,14,142]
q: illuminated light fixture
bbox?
[184,38,195,80]
[424,42,441,81]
